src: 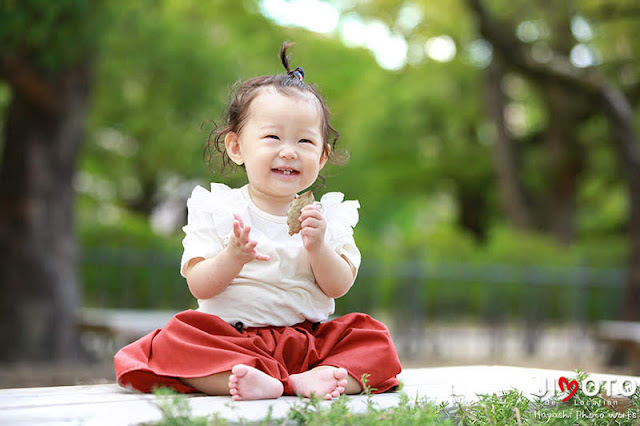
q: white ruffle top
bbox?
[180,183,361,327]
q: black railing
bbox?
[80,247,626,323]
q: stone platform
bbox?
[1,365,638,425]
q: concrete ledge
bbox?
[1,366,638,425]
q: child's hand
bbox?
[228,214,270,264]
[299,205,327,253]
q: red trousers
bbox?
[114,310,402,395]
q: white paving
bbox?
[1,366,638,425]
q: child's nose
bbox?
[279,145,297,159]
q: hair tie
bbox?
[291,67,305,81]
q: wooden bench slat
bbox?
[77,308,178,339]
[597,321,640,342]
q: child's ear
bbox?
[225,132,244,166]
[319,145,330,170]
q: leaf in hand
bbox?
[287,190,314,236]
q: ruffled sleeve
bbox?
[320,192,362,273]
[180,183,249,277]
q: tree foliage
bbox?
[73,0,640,257]
[0,0,103,71]
[2,0,638,313]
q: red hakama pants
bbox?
[114,310,402,395]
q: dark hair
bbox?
[204,41,348,174]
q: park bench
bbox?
[1,365,638,424]
[596,321,640,374]
[76,308,178,358]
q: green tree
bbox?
[342,0,640,319]
[466,0,640,336]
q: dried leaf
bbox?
[287,190,314,235]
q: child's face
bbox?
[226,88,328,202]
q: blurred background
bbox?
[1,0,639,387]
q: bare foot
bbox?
[228,364,284,401]
[289,366,349,400]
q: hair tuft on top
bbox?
[280,41,294,74]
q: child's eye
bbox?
[266,135,280,140]
[299,139,313,144]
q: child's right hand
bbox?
[228,214,270,264]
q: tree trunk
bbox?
[541,82,584,244]
[485,58,536,231]
[0,58,91,361]
[457,184,489,242]
[541,4,585,244]
[600,86,640,322]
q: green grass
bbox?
[146,371,640,425]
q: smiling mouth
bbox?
[272,167,300,176]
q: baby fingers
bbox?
[233,222,252,244]
[300,206,326,230]
[300,217,322,229]
[254,251,270,262]
[300,205,323,217]
[240,224,252,242]
[244,240,270,261]
[230,214,269,262]
[233,214,249,239]
[233,219,243,238]
[233,213,245,228]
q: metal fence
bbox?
[81,247,195,310]
[350,260,626,363]
[81,247,625,366]
[80,247,627,363]
[81,247,626,320]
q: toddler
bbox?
[114,41,402,401]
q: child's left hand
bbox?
[299,205,326,252]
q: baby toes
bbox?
[333,368,348,380]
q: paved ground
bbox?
[1,365,638,425]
